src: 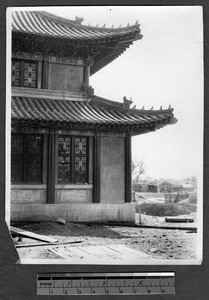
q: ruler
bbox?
[37,272,175,295]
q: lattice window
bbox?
[27,135,42,153]
[58,137,71,182]
[11,61,21,86]
[75,138,87,154]
[75,156,87,183]
[11,59,38,88]
[11,134,43,183]
[58,136,88,183]
[24,62,37,87]
[27,156,42,182]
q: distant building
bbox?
[134,179,183,193]
[181,183,195,192]
[10,11,176,223]
[158,180,182,193]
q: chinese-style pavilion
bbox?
[10,11,177,223]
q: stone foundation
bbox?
[11,203,136,223]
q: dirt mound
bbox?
[139,202,196,216]
[187,192,197,204]
[180,192,197,205]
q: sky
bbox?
[10,6,203,180]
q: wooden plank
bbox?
[165,217,194,223]
[86,245,118,259]
[106,245,126,255]
[106,245,142,259]
[16,240,83,248]
[113,244,150,258]
[48,248,70,259]
[68,247,95,259]
[104,245,147,261]
[96,245,124,259]
[75,247,104,259]
[10,226,58,243]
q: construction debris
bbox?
[55,218,66,225]
[16,240,84,248]
[10,226,58,243]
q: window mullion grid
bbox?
[40,135,43,184]
[23,133,28,183]
[86,138,89,183]
[71,137,75,183]
[11,133,24,183]
[20,60,25,87]
[74,136,88,184]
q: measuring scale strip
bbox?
[37,272,175,295]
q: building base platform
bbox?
[11,203,136,224]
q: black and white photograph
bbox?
[6,6,203,265]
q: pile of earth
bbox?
[138,202,196,217]
[181,192,197,204]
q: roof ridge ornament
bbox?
[86,57,94,67]
[75,15,84,25]
[123,96,133,108]
[81,83,94,99]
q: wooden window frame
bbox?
[11,58,38,88]
[58,135,89,184]
[11,133,43,184]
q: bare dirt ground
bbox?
[13,212,197,261]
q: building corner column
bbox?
[84,57,94,86]
[46,128,56,204]
[42,55,49,89]
[93,132,101,203]
[125,133,132,202]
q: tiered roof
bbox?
[11,11,177,134]
[11,93,176,136]
[12,11,142,75]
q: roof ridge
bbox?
[92,95,174,114]
[33,11,140,32]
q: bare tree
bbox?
[189,176,197,190]
[132,160,146,186]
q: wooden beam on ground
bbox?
[10,226,58,243]
[81,222,197,232]
[16,240,84,248]
[165,217,194,223]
